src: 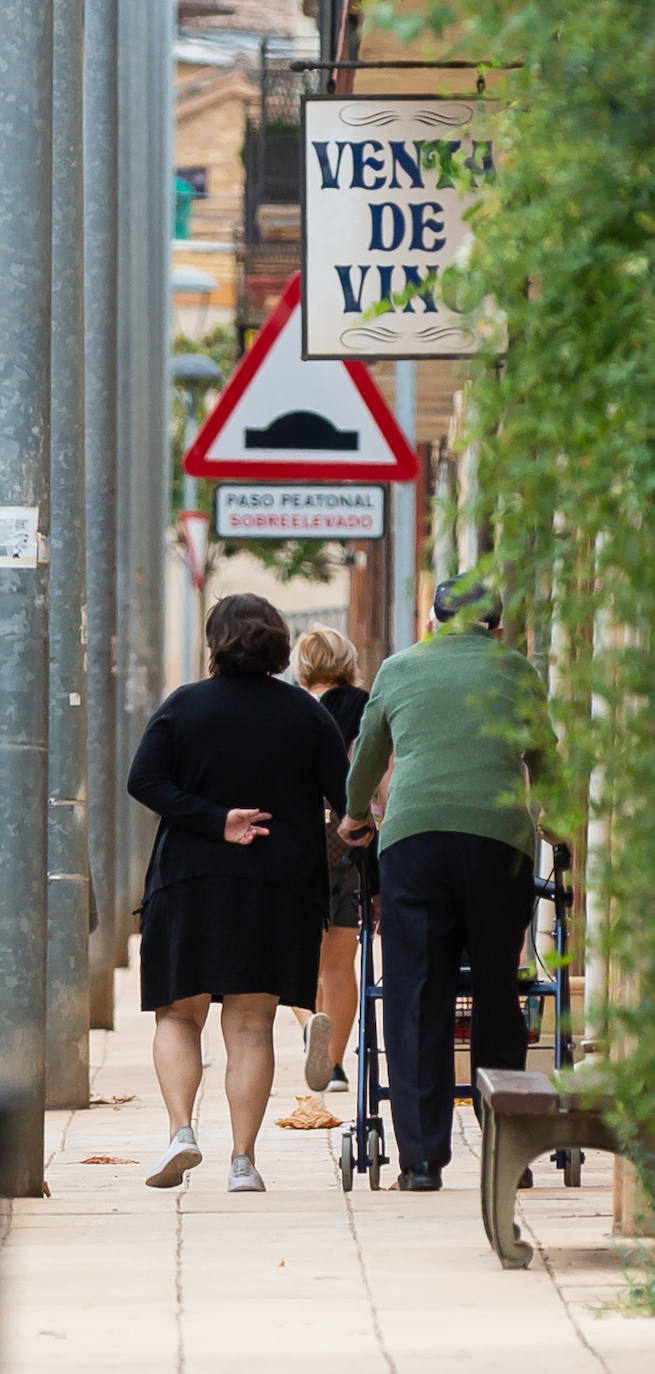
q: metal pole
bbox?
[126,1,153,929]
[115,0,153,965]
[46,0,89,1106]
[392,362,417,652]
[85,0,119,1029]
[0,0,53,1196]
[583,537,611,1061]
[145,0,172,712]
[434,455,458,583]
[114,0,134,968]
[183,403,197,683]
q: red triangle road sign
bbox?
[183,274,417,482]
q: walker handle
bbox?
[349,823,374,842]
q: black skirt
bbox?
[139,874,324,1012]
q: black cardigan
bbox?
[127,673,348,907]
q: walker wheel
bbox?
[368,1128,382,1191]
[564,1147,582,1187]
[340,1132,354,1192]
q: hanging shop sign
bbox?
[215,484,385,541]
[301,95,496,360]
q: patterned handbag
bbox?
[325,804,350,869]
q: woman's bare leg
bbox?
[153,994,211,1138]
[221,993,279,1161]
[317,926,358,1067]
[291,1005,312,1031]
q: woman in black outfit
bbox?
[127,594,347,1193]
[291,628,371,1094]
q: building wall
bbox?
[174,69,257,313]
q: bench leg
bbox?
[481,1110,622,1269]
[480,1100,495,1248]
[485,1117,534,1269]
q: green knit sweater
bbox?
[347,627,559,858]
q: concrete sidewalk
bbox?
[1,941,653,1373]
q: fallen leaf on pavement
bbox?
[79,1156,138,1165]
[275,1096,342,1129]
[42,1180,51,1197]
[90,1095,136,1106]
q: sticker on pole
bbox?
[179,510,210,589]
[183,274,417,482]
[0,506,39,567]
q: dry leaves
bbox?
[42,1180,51,1197]
[79,1156,138,1165]
[90,1095,136,1107]
[275,1095,342,1130]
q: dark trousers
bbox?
[379,831,534,1171]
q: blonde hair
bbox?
[292,625,361,689]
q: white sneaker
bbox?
[145,1126,202,1189]
[304,1012,332,1091]
[227,1154,266,1192]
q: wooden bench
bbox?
[477,1067,619,1269]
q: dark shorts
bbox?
[328,863,360,930]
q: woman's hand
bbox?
[224,809,272,845]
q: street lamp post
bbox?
[172,354,221,683]
[393,361,418,651]
[0,0,54,1197]
[47,0,89,1106]
[85,0,119,1030]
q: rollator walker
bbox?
[338,841,578,1192]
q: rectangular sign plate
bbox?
[302,95,497,360]
[216,484,385,540]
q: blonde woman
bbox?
[291,626,373,1092]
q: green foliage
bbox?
[171,325,236,522]
[378,0,655,1295]
[171,326,337,583]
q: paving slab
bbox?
[1,939,654,1373]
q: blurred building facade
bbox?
[173,0,318,338]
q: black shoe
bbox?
[517,1166,533,1189]
[398,1160,443,1192]
[326,1063,349,1092]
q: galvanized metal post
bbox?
[173,354,221,685]
[115,0,173,961]
[183,404,198,684]
[146,0,174,710]
[46,0,89,1106]
[114,0,134,968]
[0,0,53,1196]
[392,362,417,652]
[85,0,119,1028]
[115,0,150,964]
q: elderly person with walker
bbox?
[128,594,347,1193]
[339,579,561,1192]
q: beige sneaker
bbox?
[146,1126,202,1188]
[228,1155,266,1192]
[304,1012,332,1091]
